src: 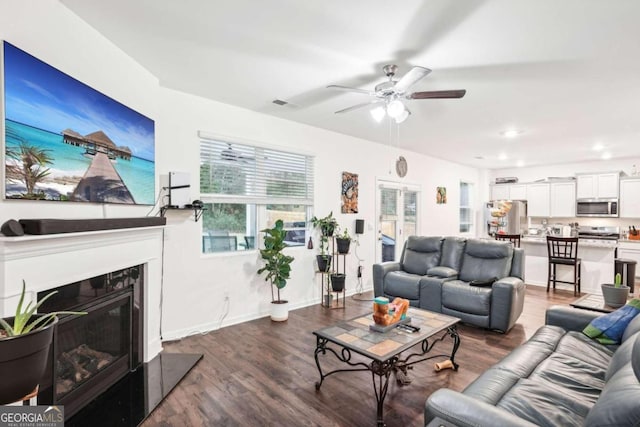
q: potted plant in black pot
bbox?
[335,227,353,255]
[0,281,86,404]
[310,212,338,272]
[601,273,630,308]
[330,273,346,292]
[257,219,295,321]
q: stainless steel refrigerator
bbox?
[485,200,527,236]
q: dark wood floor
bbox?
[144,286,577,427]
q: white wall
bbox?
[156,87,483,338]
[0,1,485,340]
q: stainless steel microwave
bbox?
[576,198,619,217]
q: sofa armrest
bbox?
[372,262,401,297]
[545,305,601,332]
[489,277,525,333]
[425,389,538,427]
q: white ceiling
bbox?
[60,0,640,170]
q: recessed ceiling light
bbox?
[500,129,523,138]
[601,152,612,160]
[474,156,484,160]
[516,160,525,167]
[498,153,508,161]
[592,143,604,152]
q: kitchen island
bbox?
[521,237,616,295]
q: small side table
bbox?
[570,294,616,313]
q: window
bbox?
[199,134,314,253]
[459,181,474,233]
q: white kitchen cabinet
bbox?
[550,181,576,217]
[490,184,526,201]
[576,172,620,199]
[526,183,550,217]
[621,178,640,218]
[509,184,527,200]
[490,184,510,200]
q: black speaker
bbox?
[355,219,364,234]
[1,219,24,236]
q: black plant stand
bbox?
[319,237,346,309]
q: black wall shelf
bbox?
[160,206,207,222]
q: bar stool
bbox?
[495,234,521,248]
[546,236,581,296]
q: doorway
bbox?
[376,180,420,263]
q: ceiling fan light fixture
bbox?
[370,106,386,123]
[386,99,405,119]
[394,108,410,124]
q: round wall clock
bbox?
[395,156,408,177]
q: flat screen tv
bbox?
[3,41,155,205]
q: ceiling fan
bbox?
[220,143,255,162]
[327,64,466,123]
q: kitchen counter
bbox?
[520,237,616,294]
[521,236,618,248]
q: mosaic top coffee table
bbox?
[312,307,460,427]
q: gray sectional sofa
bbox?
[425,305,640,427]
[373,236,525,333]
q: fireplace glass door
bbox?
[54,292,132,411]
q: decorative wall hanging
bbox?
[341,172,359,213]
[3,42,155,205]
[395,156,408,177]
[436,187,447,204]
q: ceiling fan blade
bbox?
[326,85,376,96]
[334,100,384,114]
[393,66,431,93]
[408,89,466,99]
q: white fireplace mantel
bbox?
[0,226,164,362]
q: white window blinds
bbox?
[200,136,314,205]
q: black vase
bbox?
[316,255,332,272]
[336,238,351,254]
[331,274,346,292]
[0,315,57,404]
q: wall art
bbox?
[3,42,155,205]
[436,187,447,204]
[341,171,358,213]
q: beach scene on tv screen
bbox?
[3,42,155,205]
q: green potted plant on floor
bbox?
[258,219,295,321]
[0,281,86,404]
[601,273,630,308]
[310,212,338,272]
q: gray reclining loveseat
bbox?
[425,305,640,426]
[373,236,525,333]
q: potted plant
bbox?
[310,212,338,272]
[601,273,630,308]
[330,273,346,292]
[335,227,353,255]
[257,219,295,321]
[0,281,86,404]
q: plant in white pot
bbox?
[258,219,295,321]
[601,273,630,308]
[0,281,86,404]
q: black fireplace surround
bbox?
[37,266,143,419]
